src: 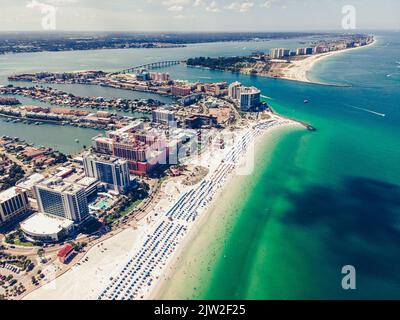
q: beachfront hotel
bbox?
[92,124,168,176]
[83,153,131,194]
[239,87,262,112]
[228,81,242,100]
[227,81,262,112]
[19,178,90,242]
[33,177,89,223]
[270,48,287,59]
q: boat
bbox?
[304,99,309,104]
[75,139,80,143]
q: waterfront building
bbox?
[0,187,30,226]
[34,177,89,223]
[91,135,114,155]
[83,154,131,194]
[171,85,192,97]
[180,93,203,106]
[150,72,170,82]
[296,48,307,55]
[313,45,327,54]
[92,124,168,176]
[152,109,175,124]
[306,47,313,55]
[283,49,291,57]
[239,87,261,112]
[228,81,242,100]
[270,48,286,59]
[136,71,151,81]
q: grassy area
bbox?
[5,230,36,247]
[103,182,150,226]
[104,199,143,225]
[120,199,143,217]
[12,238,35,247]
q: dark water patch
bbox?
[281,177,400,298]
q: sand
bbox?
[278,39,377,83]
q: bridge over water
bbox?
[114,60,186,75]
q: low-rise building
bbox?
[20,212,74,243]
[171,85,191,97]
[57,244,75,264]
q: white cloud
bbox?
[162,0,191,6]
[206,1,220,12]
[260,0,278,9]
[226,1,254,13]
[42,0,78,5]
[193,0,204,7]
[168,5,184,11]
[174,14,185,19]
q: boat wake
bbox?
[346,104,386,117]
[261,94,273,100]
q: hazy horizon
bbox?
[1,0,399,32]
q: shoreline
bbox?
[187,37,377,86]
[151,121,304,300]
[276,37,377,84]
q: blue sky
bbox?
[1,0,399,31]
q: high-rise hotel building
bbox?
[270,48,287,59]
[239,87,261,112]
[92,124,168,176]
[34,178,89,223]
[83,154,131,194]
[0,187,30,226]
[228,81,242,100]
[228,82,262,112]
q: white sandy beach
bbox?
[278,39,377,83]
